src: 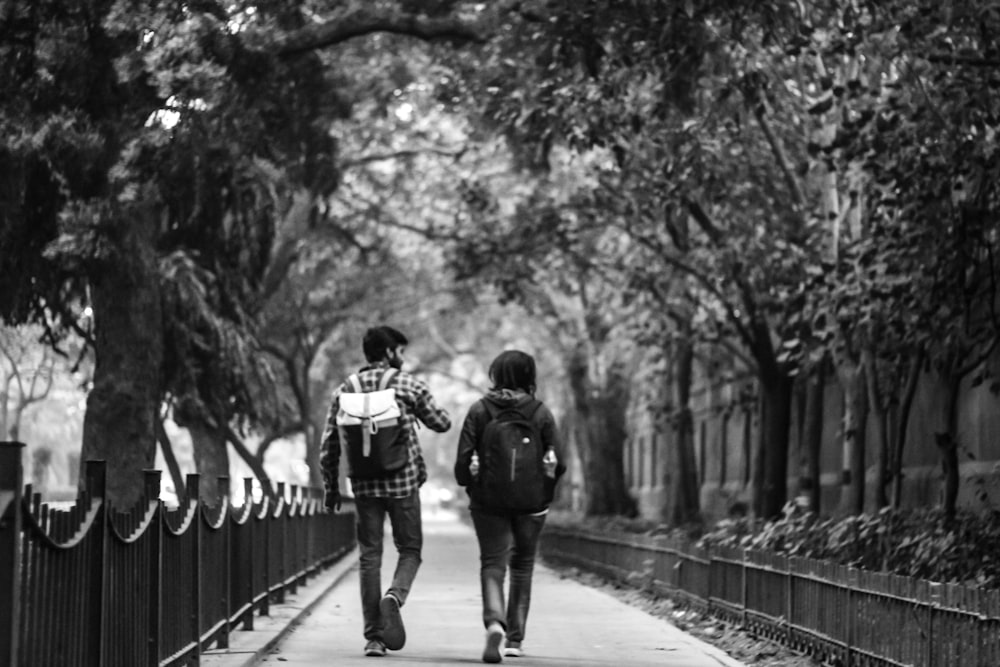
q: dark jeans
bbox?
[355,491,422,641]
[470,509,547,643]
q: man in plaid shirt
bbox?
[320,325,451,658]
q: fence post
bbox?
[0,442,25,666]
[740,548,748,630]
[85,460,108,667]
[143,470,162,666]
[845,566,857,667]
[217,476,231,649]
[927,582,941,667]
[241,477,255,630]
[274,482,286,604]
[785,555,793,646]
[187,473,202,663]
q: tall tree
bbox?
[0,0,502,506]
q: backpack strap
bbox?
[345,369,396,394]
[378,368,399,391]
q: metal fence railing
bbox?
[0,441,356,667]
[541,524,1000,667]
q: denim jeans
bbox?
[355,492,422,641]
[470,509,547,643]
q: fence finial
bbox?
[85,459,107,500]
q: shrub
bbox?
[697,503,1000,587]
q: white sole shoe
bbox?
[483,624,504,663]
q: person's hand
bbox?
[324,489,342,512]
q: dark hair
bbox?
[362,326,408,363]
[488,350,537,393]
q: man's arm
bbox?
[406,376,451,433]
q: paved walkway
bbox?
[205,509,745,667]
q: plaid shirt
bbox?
[320,361,451,498]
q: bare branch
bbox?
[341,146,466,169]
[226,425,277,498]
[407,365,486,393]
[256,421,307,461]
[682,197,724,245]
[155,415,186,498]
[273,4,495,56]
[22,351,55,407]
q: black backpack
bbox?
[473,399,549,511]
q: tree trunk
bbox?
[7,407,18,442]
[665,331,700,525]
[567,347,636,516]
[80,211,163,509]
[801,356,826,514]
[757,370,794,519]
[188,418,229,507]
[938,373,962,522]
[305,422,323,487]
[836,360,868,516]
[891,348,923,507]
[0,387,9,440]
[862,347,889,510]
[751,389,765,517]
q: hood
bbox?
[484,388,535,408]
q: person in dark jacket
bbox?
[454,350,565,663]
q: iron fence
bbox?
[0,442,356,667]
[541,524,1000,667]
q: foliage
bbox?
[699,504,1000,588]
[802,1,1000,370]
[445,0,838,517]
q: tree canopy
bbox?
[4,0,1000,521]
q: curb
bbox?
[202,548,360,667]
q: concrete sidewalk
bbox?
[205,509,745,667]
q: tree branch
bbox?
[625,202,758,350]
[341,146,466,169]
[750,100,807,216]
[155,415,186,499]
[273,4,492,56]
[256,421,307,462]
[682,197,724,245]
[226,425,277,498]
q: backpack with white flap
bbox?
[336,369,408,479]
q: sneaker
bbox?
[483,623,504,663]
[364,639,386,657]
[379,594,406,650]
[503,641,522,657]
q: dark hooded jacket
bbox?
[454,388,565,514]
